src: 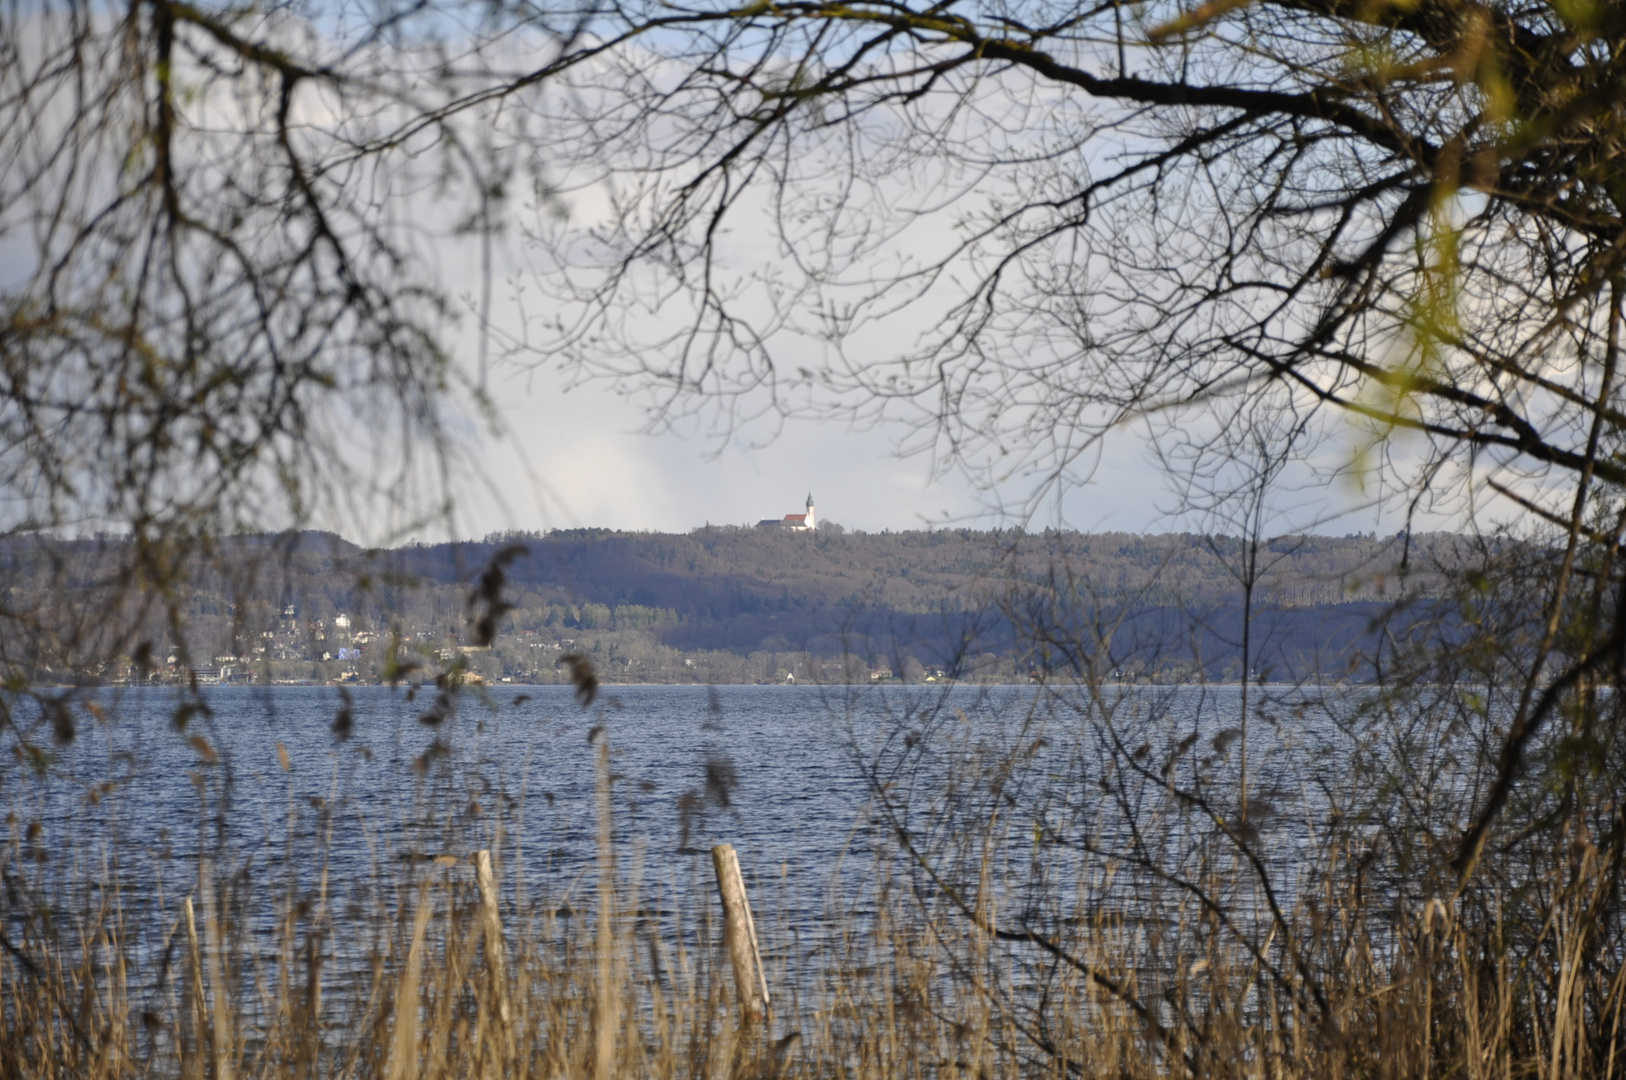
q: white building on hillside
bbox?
[759,493,816,532]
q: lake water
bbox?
[16,684,1044,911]
[6,679,1444,1004]
[14,681,1390,889]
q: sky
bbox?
[0,11,1518,545]
[459,366,1442,540]
[465,361,1184,536]
[434,202,1429,541]
[444,270,1406,540]
[420,75,1476,543]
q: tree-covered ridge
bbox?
[443,525,1452,610]
[1,527,1463,686]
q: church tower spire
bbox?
[805,492,816,531]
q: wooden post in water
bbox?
[711,843,770,1024]
[474,850,514,1068]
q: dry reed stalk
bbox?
[16,727,1626,1080]
[476,848,515,1075]
[596,735,618,1080]
[1601,953,1626,1080]
[1550,912,1586,1080]
[183,895,207,1080]
[385,881,434,1080]
[299,864,329,1080]
[200,864,235,1080]
[423,870,467,1080]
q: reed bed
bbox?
[2,696,1624,1080]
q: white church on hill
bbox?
[758,493,816,532]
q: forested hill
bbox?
[396,525,1447,619]
[8,527,1467,684]
[395,526,1457,682]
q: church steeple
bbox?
[759,493,818,531]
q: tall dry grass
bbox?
[2,711,1623,1080]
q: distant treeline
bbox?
[0,526,1471,684]
[406,526,1458,678]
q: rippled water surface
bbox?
[5,677,1446,1022]
[15,682,1381,915]
[18,685,1040,916]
